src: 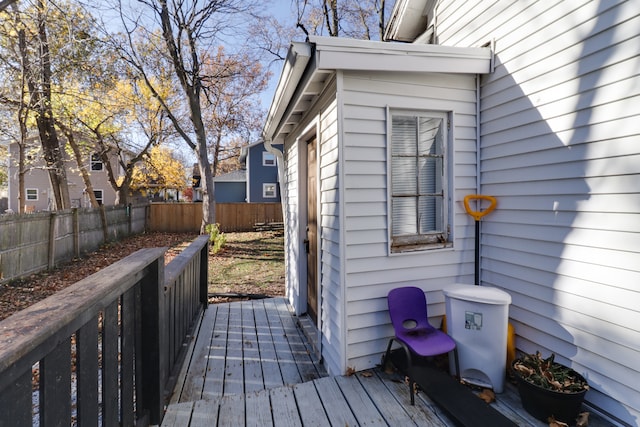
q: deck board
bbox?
[241,302,264,393]
[174,307,215,403]
[162,298,616,427]
[334,374,388,426]
[292,381,331,427]
[201,303,228,399]
[253,300,285,390]
[189,399,220,427]
[223,303,245,395]
[312,376,360,427]
[269,386,302,427]
[245,389,274,427]
[217,393,245,427]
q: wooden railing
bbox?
[0,235,209,426]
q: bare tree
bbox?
[106,0,255,232]
[296,0,390,40]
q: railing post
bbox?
[200,239,209,308]
[139,257,167,425]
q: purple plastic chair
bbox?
[384,286,460,405]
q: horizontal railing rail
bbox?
[0,235,209,426]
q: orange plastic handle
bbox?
[464,194,497,221]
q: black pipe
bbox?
[475,220,480,285]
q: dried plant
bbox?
[513,352,589,393]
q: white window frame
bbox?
[90,153,103,171]
[387,108,451,253]
[262,151,276,166]
[263,183,277,198]
[26,188,38,201]
[93,189,104,205]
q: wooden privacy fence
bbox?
[0,204,148,284]
[148,202,283,233]
[0,235,209,426]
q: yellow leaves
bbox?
[547,411,589,427]
[547,416,569,427]
[576,412,589,427]
[130,146,186,192]
[477,389,495,403]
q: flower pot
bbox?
[513,362,588,423]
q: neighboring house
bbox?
[213,169,247,203]
[191,141,281,203]
[7,140,118,212]
[263,1,639,425]
[239,141,282,202]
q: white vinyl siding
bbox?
[340,70,478,370]
[317,98,342,377]
[282,86,344,377]
[436,1,640,424]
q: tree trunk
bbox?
[196,141,215,234]
[61,128,100,208]
[34,0,70,211]
[16,8,28,214]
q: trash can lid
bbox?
[443,284,511,305]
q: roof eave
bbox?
[262,42,312,142]
[312,36,491,74]
[262,36,492,142]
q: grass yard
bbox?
[208,230,285,301]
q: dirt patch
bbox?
[0,231,285,321]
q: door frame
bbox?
[297,122,320,328]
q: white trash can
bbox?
[443,284,511,393]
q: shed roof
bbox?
[262,36,492,143]
[213,169,246,182]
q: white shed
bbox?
[262,36,491,377]
[262,1,640,425]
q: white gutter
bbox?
[263,42,312,142]
[263,42,312,221]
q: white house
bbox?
[263,1,639,425]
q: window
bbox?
[263,183,277,198]
[93,189,104,205]
[390,111,449,252]
[26,188,38,201]
[263,151,276,166]
[90,153,103,171]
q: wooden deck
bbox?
[161,298,615,427]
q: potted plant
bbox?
[512,351,589,424]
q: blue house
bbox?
[239,141,282,203]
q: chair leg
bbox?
[409,379,415,405]
[452,348,461,382]
[383,338,394,369]
[384,338,417,405]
